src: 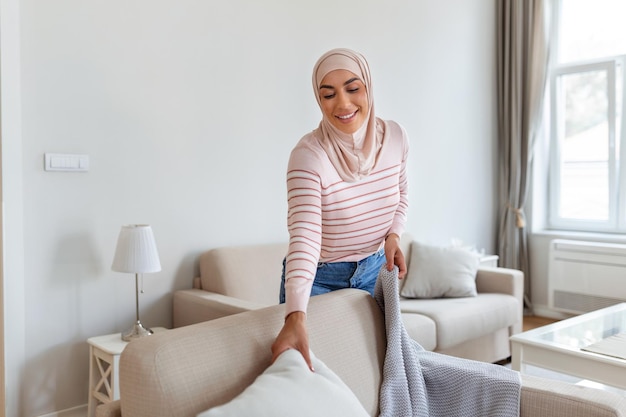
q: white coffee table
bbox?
[510,303,626,390]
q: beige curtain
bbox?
[496,0,551,313]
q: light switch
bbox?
[44,153,89,172]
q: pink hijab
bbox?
[312,48,385,182]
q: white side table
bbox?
[87,328,166,417]
[479,254,499,267]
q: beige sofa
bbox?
[97,289,626,417]
[173,236,523,363]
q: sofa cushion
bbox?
[399,293,519,350]
[400,242,479,298]
[400,312,437,351]
[196,349,369,417]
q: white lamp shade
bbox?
[112,224,162,273]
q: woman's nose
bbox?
[336,91,350,107]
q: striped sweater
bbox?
[285,119,409,315]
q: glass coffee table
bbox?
[510,303,626,390]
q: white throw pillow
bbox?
[400,242,480,298]
[197,349,369,417]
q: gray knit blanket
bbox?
[374,266,521,417]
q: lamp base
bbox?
[121,321,153,341]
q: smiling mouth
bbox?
[336,110,357,120]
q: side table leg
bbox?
[511,343,522,372]
[88,347,115,416]
[112,354,121,400]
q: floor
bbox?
[522,315,559,332]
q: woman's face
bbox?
[318,69,369,134]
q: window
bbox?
[548,0,626,233]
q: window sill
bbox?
[531,229,626,244]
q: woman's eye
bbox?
[323,93,335,99]
[347,87,359,93]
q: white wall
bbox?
[6,0,497,415]
[2,0,25,415]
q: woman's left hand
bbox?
[384,233,407,279]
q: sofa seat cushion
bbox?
[401,313,437,351]
[399,293,519,350]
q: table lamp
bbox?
[112,224,161,341]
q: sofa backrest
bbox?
[119,289,385,417]
[198,235,413,304]
[199,242,288,305]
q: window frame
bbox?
[548,56,626,233]
[546,1,626,233]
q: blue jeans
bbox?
[279,249,386,303]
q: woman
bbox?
[272,48,409,371]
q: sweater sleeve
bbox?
[387,121,410,238]
[284,145,323,315]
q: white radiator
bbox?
[548,239,626,314]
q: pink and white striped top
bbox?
[284,119,409,315]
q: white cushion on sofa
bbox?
[197,349,368,417]
[401,242,479,298]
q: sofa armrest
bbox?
[521,375,626,417]
[475,266,523,297]
[476,266,524,335]
[95,400,121,417]
[173,289,270,328]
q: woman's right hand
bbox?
[271,311,314,372]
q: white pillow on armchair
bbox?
[400,242,480,298]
